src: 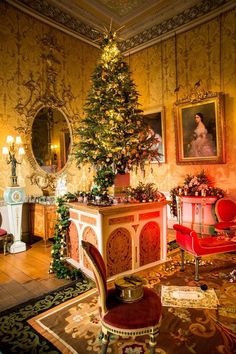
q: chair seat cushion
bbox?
[0,229,7,237]
[103,287,162,329]
[197,237,236,254]
[215,221,236,230]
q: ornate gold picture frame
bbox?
[174,92,225,164]
[144,107,166,163]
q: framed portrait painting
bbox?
[174,92,225,164]
[144,107,166,163]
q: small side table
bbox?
[177,196,217,235]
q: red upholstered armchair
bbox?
[173,224,236,281]
[81,240,162,354]
[0,228,13,255]
[215,198,236,235]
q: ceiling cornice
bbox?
[5,0,102,48]
[122,0,236,54]
[5,0,236,54]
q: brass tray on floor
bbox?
[115,275,144,303]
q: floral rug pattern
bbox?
[0,278,94,354]
[28,253,236,354]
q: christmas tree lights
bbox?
[74,31,161,194]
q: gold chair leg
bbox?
[101,327,110,354]
[194,256,201,282]
[3,239,7,255]
[180,248,185,271]
[149,332,158,354]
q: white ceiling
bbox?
[6,0,236,53]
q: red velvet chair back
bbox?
[173,224,200,255]
[81,240,108,315]
[215,198,236,222]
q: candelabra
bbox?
[2,135,25,186]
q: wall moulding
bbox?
[5,0,236,55]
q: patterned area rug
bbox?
[27,253,236,354]
[0,278,95,354]
[161,285,219,309]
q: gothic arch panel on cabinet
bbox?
[68,221,79,262]
[82,226,98,271]
[140,222,160,267]
[106,227,132,277]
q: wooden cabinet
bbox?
[29,203,57,242]
[67,201,168,278]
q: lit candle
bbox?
[6,135,14,144]
[18,147,25,155]
[201,189,206,197]
[15,136,22,145]
[2,146,9,156]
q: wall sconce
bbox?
[2,135,25,186]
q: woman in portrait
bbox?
[187,112,215,157]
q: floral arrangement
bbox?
[170,170,225,217]
[125,182,166,203]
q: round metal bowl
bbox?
[115,275,144,303]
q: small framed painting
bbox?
[174,92,225,164]
[144,107,166,163]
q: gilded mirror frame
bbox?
[14,33,79,193]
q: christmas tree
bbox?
[74,31,161,193]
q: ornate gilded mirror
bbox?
[32,107,71,174]
[14,33,79,194]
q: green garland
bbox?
[49,196,82,279]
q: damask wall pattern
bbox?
[0,1,99,195]
[129,9,236,195]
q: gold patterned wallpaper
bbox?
[129,9,236,195]
[0,1,235,197]
[0,1,99,196]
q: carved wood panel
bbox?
[139,221,160,266]
[106,227,132,277]
[68,221,79,262]
[82,226,98,271]
[29,203,56,241]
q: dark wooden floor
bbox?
[0,238,71,312]
[0,230,176,313]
